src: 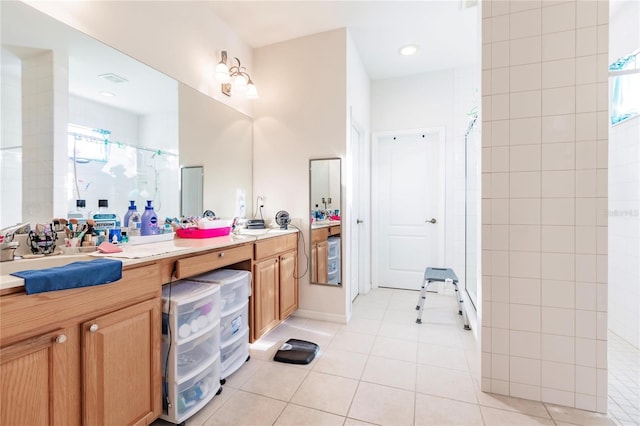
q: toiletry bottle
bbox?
[68,199,88,224]
[128,209,142,236]
[140,200,159,236]
[92,199,121,229]
[123,200,137,227]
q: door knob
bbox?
[89,323,99,333]
[55,334,67,344]
[426,218,437,224]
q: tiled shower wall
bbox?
[480,0,609,413]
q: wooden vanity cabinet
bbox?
[252,234,299,341]
[0,326,81,426]
[311,228,329,283]
[0,264,161,426]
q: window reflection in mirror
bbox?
[309,158,341,286]
[1,1,178,226]
[181,166,203,217]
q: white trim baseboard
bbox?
[292,309,347,324]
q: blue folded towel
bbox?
[11,258,123,295]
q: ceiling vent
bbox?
[99,73,128,84]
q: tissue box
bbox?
[196,219,232,230]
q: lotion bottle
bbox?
[140,200,159,236]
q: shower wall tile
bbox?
[481,0,608,412]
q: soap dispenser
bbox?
[123,201,137,227]
[140,200,159,236]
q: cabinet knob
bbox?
[219,252,224,258]
[55,334,67,344]
[89,323,99,333]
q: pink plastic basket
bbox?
[175,227,231,239]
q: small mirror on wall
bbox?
[309,158,341,286]
[181,166,203,217]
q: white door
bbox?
[374,130,444,290]
[350,122,363,302]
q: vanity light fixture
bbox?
[215,50,258,99]
[399,44,418,56]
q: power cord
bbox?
[288,224,309,280]
[163,262,178,412]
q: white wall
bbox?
[253,29,348,322]
[346,30,371,312]
[481,0,609,413]
[25,1,254,117]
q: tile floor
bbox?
[154,288,636,426]
[607,332,640,425]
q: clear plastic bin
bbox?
[162,325,220,383]
[328,237,340,258]
[328,270,340,285]
[161,357,221,423]
[327,257,339,274]
[220,300,249,343]
[188,269,251,314]
[220,327,250,378]
[162,281,221,344]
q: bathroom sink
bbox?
[0,254,96,276]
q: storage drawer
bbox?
[327,258,339,275]
[189,269,251,314]
[162,357,221,423]
[327,237,340,258]
[254,233,297,260]
[162,281,220,344]
[162,325,220,383]
[220,327,249,377]
[328,270,339,285]
[174,244,252,279]
[221,301,249,343]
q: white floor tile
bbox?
[239,361,309,401]
[312,347,368,380]
[202,390,286,425]
[361,355,417,391]
[371,335,419,363]
[329,330,376,354]
[348,381,415,426]
[414,393,484,426]
[290,371,358,416]
[480,406,555,425]
[274,404,345,426]
[416,364,478,404]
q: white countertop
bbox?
[0,228,298,293]
[311,220,341,229]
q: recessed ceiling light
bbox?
[399,44,418,56]
[99,91,115,97]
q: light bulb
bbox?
[246,82,259,99]
[233,74,248,93]
[215,62,230,83]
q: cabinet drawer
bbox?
[254,234,297,260]
[220,327,249,378]
[162,282,220,344]
[328,225,341,236]
[311,228,328,243]
[174,244,252,279]
[221,301,249,343]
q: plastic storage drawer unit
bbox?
[162,326,221,382]
[220,327,250,378]
[220,300,249,342]
[189,269,251,313]
[327,237,340,258]
[162,281,221,344]
[162,357,221,423]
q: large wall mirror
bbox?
[0,1,252,228]
[309,158,342,286]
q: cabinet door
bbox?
[279,250,298,319]
[0,327,80,426]
[253,257,280,340]
[83,298,161,426]
[317,240,329,284]
[311,243,318,282]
